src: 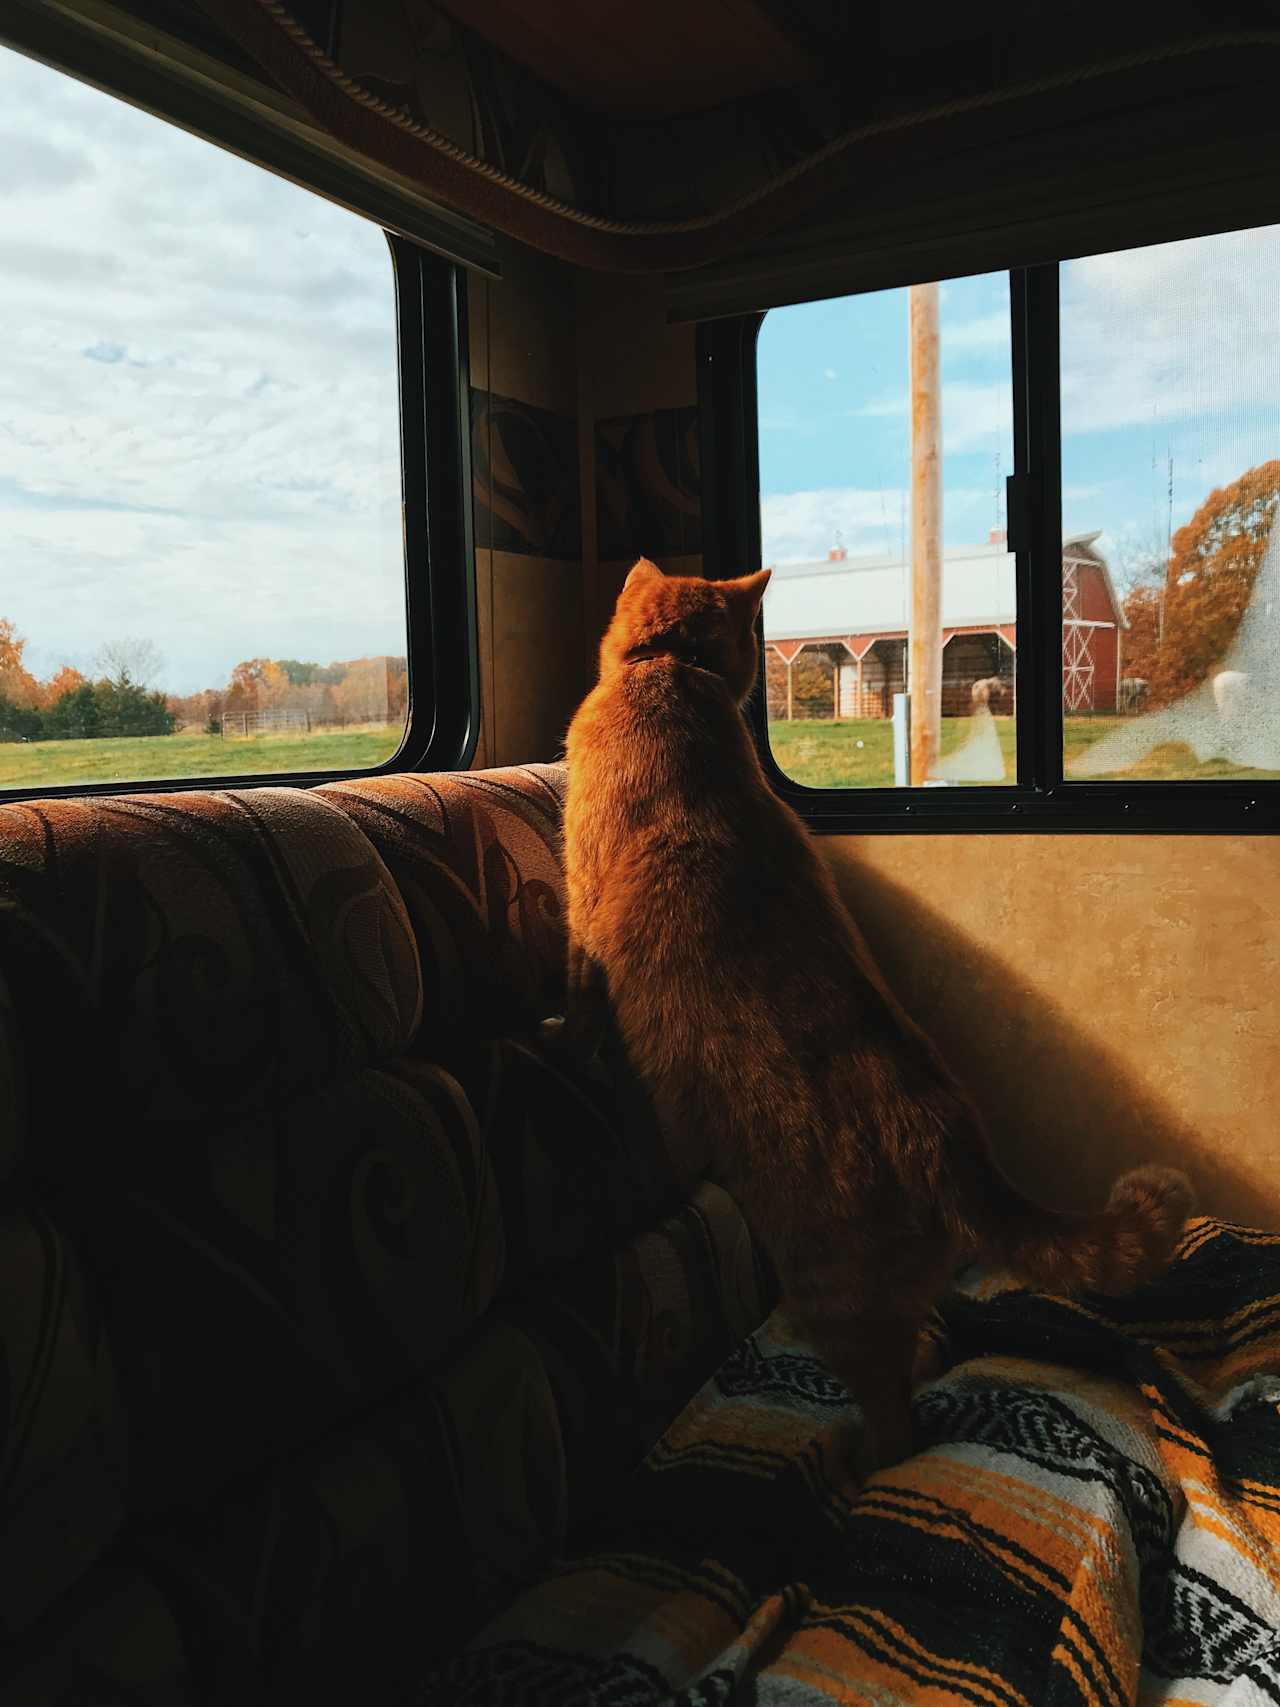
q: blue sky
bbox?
[758,229,1280,581]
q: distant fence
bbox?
[214,710,402,737]
[220,708,310,737]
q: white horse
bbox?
[1213,669,1249,720]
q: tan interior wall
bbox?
[575,274,702,661]
[823,836,1280,1228]
[467,247,586,769]
[472,262,1280,1230]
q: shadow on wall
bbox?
[823,851,1271,1230]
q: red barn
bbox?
[1061,532,1125,713]
[762,529,1126,717]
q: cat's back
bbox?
[567,659,778,842]
[565,659,834,955]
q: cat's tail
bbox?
[979,1164,1195,1296]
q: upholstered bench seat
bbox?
[0,764,772,1703]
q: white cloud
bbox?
[855,396,905,419]
[940,310,1009,352]
[822,367,838,381]
[1061,226,1280,437]
[762,487,903,564]
[0,44,404,695]
[852,380,1011,454]
[942,382,1012,453]
[761,484,993,565]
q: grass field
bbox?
[0,725,403,790]
[4,716,1275,793]
[767,715,1280,787]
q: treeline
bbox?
[173,654,408,734]
[0,620,407,744]
[0,678,174,743]
[0,624,173,743]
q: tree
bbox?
[1119,584,1163,685]
[0,695,43,741]
[167,686,224,733]
[39,665,87,709]
[225,658,290,711]
[95,636,165,691]
[333,656,390,724]
[92,677,174,737]
[276,659,321,686]
[44,682,101,741]
[765,646,844,720]
[0,618,40,709]
[1149,459,1280,706]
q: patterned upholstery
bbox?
[0,763,771,1701]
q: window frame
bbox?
[0,26,479,805]
[701,261,1280,833]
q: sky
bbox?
[758,225,1280,589]
[1,43,404,696]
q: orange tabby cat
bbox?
[560,559,1194,1472]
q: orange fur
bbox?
[562,560,1195,1472]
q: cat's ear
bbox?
[625,558,663,589]
[727,568,772,618]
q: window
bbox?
[757,273,1015,790]
[1060,227,1280,785]
[701,227,1280,830]
[0,43,471,798]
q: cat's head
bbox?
[600,559,772,704]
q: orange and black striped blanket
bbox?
[432,1218,1280,1704]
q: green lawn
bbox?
[768,716,1280,787]
[0,725,404,791]
[767,716,1016,788]
[1057,717,1280,781]
[6,716,1275,795]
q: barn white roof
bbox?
[762,532,1113,642]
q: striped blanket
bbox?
[429,1219,1280,1705]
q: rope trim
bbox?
[250,0,1280,239]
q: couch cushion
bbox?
[314,765,567,1042]
[504,1180,773,1528]
[0,964,20,1182]
[0,788,421,1146]
[0,789,511,1518]
[0,1207,127,1637]
[0,1565,205,1707]
[320,762,719,1278]
[438,1031,678,1286]
[127,1184,768,1697]
[136,1316,565,1699]
[43,1055,502,1517]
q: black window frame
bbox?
[0,26,479,805]
[701,261,1280,834]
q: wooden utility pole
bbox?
[909,282,943,785]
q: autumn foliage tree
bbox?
[1149,459,1280,706]
[225,658,290,713]
[766,646,844,719]
[0,618,40,709]
[40,665,87,708]
[1119,584,1163,684]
